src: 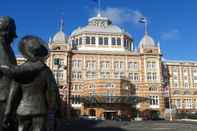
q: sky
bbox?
[1,0,197,60]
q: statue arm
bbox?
[0,61,46,78]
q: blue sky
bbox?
[1,0,197,60]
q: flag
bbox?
[138,17,147,23]
[163,83,169,97]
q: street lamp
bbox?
[54,58,70,120]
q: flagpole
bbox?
[98,0,101,16]
[144,18,148,35]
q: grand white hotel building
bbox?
[17,13,197,119]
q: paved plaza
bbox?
[57,119,197,131]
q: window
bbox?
[99,37,103,45]
[128,62,138,70]
[86,61,96,71]
[114,72,124,79]
[72,40,75,45]
[79,37,82,45]
[53,70,64,81]
[91,37,96,44]
[173,82,178,88]
[100,61,110,71]
[117,38,121,45]
[129,73,139,81]
[184,82,189,88]
[72,95,80,104]
[75,39,78,45]
[172,66,178,72]
[86,37,90,44]
[100,72,110,79]
[194,76,197,80]
[147,72,157,81]
[86,72,96,79]
[53,58,64,66]
[175,99,182,109]
[173,75,178,80]
[72,72,82,80]
[152,73,157,80]
[114,61,124,71]
[147,61,156,70]
[54,58,60,65]
[104,37,108,45]
[72,60,81,69]
[185,98,192,109]
[150,96,159,108]
[193,68,197,73]
[183,68,187,73]
[112,37,116,45]
[124,39,127,47]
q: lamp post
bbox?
[163,64,173,121]
[54,58,70,120]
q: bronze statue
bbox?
[0,16,17,131]
[1,36,61,131]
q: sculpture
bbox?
[1,35,61,131]
[0,16,17,131]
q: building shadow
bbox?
[56,119,126,131]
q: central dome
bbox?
[71,14,131,37]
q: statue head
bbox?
[0,16,17,44]
[19,35,49,62]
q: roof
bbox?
[139,34,156,48]
[163,59,197,65]
[53,31,66,43]
[71,14,131,38]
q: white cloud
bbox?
[93,7,145,25]
[160,29,180,40]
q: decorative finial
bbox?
[138,17,148,35]
[157,41,160,48]
[49,37,52,43]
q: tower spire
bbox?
[60,13,64,32]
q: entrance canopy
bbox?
[72,96,149,106]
